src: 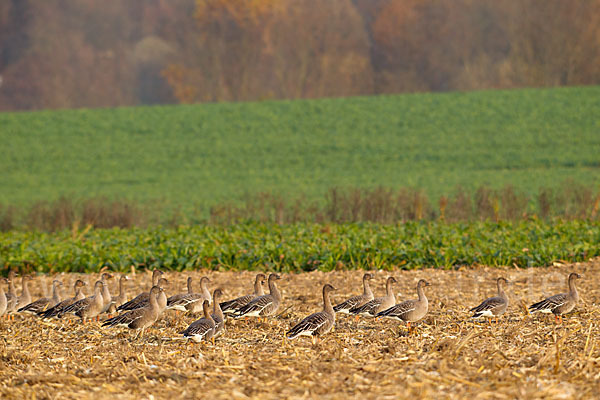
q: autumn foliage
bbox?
[1,0,599,110]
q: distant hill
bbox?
[1,86,599,214]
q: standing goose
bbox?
[180,300,215,343]
[19,280,63,314]
[0,278,7,319]
[118,277,168,311]
[529,272,581,323]
[117,269,163,312]
[350,277,397,317]
[234,273,282,320]
[12,275,33,313]
[108,275,130,314]
[102,286,164,338]
[59,280,105,323]
[287,284,336,344]
[377,279,430,333]
[220,273,266,316]
[39,280,87,319]
[333,273,374,314]
[166,276,210,313]
[99,273,114,315]
[4,271,18,318]
[469,277,509,323]
[211,289,225,338]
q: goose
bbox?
[211,289,225,338]
[529,272,581,323]
[108,275,130,314]
[117,269,163,312]
[377,279,430,333]
[350,276,397,317]
[98,273,114,315]
[0,278,7,319]
[102,286,164,338]
[180,300,216,343]
[4,271,18,318]
[11,275,33,313]
[287,284,336,344]
[469,277,509,323]
[18,279,63,314]
[333,273,374,315]
[38,280,87,319]
[166,276,210,313]
[220,273,266,316]
[118,277,168,311]
[234,273,282,320]
[59,280,105,323]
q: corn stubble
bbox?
[1,262,599,399]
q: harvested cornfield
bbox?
[1,261,599,399]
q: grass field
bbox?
[1,262,599,399]
[1,86,599,214]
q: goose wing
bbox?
[286,311,330,339]
[235,294,275,317]
[529,293,568,313]
[470,296,506,316]
[167,293,202,310]
[377,300,417,319]
[333,294,367,313]
[38,297,77,318]
[181,318,215,340]
[60,297,92,317]
[117,292,149,311]
[220,294,254,314]
[18,297,51,313]
[350,297,383,316]
[102,308,145,328]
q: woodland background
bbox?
[1,0,599,111]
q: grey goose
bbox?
[350,276,397,317]
[102,285,165,337]
[529,272,581,323]
[38,280,87,319]
[287,284,336,344]
[220,273,266,316]
[117,269,163,311]
[18,279,63,314]
[59,280,105,323]
[333,273,374,314]
[180,300,216,343]
[377,279,430,333]
[118,277,168,311]
[234,273,282,320]
[166,276,211,313]
[470,277,509,323]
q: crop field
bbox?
[2,221,600,273]
[1,86,599,214]
[1,261,599,399]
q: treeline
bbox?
[1,184,599,231]
[1,0,599,110]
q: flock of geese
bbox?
[0,269,582,343]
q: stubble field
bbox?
[1,261,599,399]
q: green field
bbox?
[1,221,599,272]
[1,86,599,213]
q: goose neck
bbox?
[363,278,373,297]
[269,280,281,301]
[417,283,427,303]
[255,278,265,296]
[323,289,334,315]
[569,277,579,301]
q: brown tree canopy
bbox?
[0,0,599,110]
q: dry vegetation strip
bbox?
[1,261,600,399]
